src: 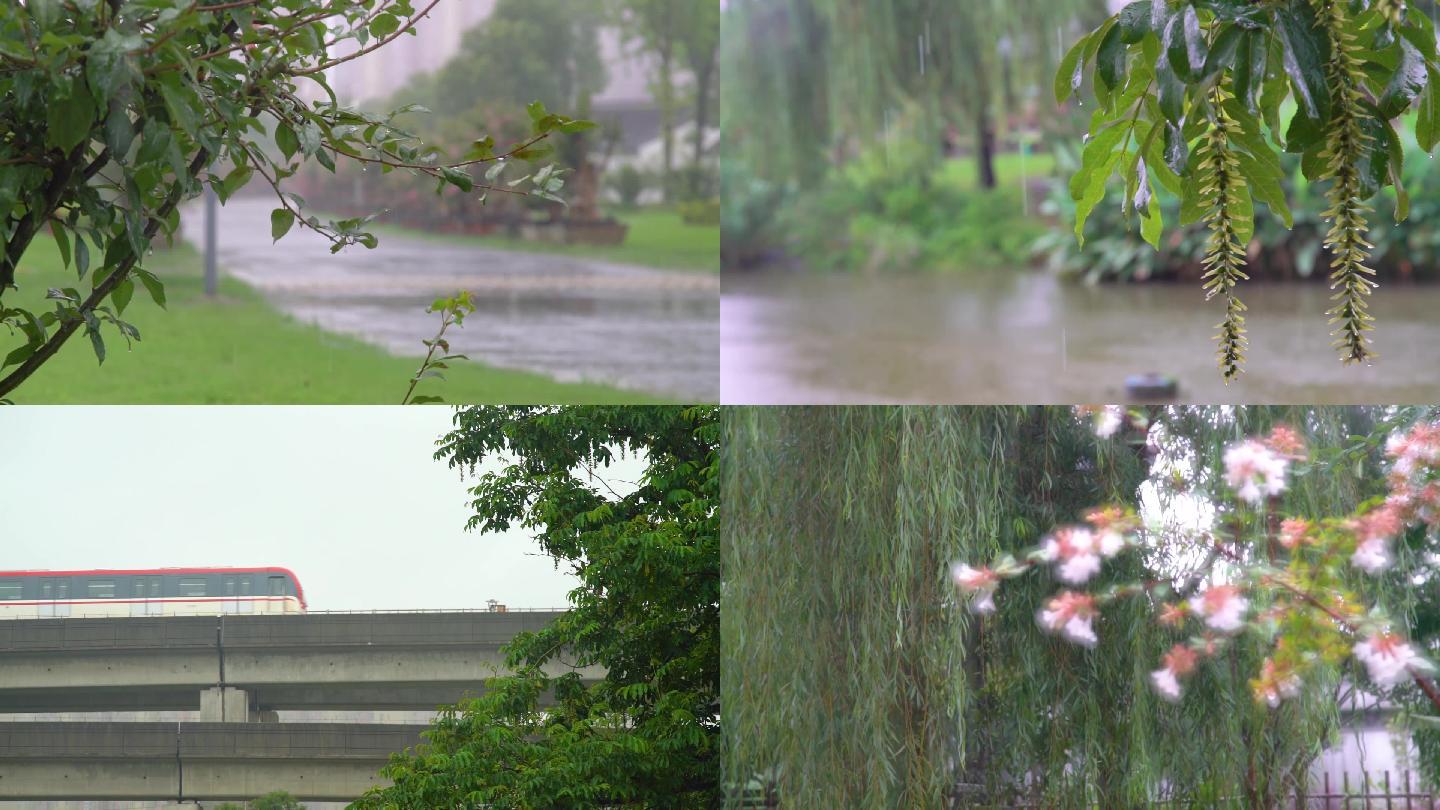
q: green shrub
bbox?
[613,165,645,209]
[780,139,1046,273]
[678,198,721,226]
[720,158,789,268]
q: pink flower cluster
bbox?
[1354,632,1432,687]
[950,563,1000,614]
[1351,420,1440,575]
[1038,591,1099,647]
[1150,644,1198,701]
[1189,584,1248,633]
[1223,440,1290,505]
[1037,507,1135,585]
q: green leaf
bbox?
[28,0,59,31]
[1155,57,1185,125]
[270,208,295,242]
[1096,24,1127,92]
[87,324,106,365]
[135,270,167,309]
[1138,167,1163,249]
[1201,24,1244,83]
[1235,151,1291,230]
[218,165,253,202]
[1229,30,1267,114]
[2,342,37,371]
[440,166,473,193]
[1420,65,1440,153]
[1273,4,1331,123]
[1380,39,1428,119]
[158,78,200,137]
[370,13,400,39]
[112,278,135,315]
[74,234,89,278]
[46,91,93,153]
[1071,124,1128,246]
[49,223,71,270]
[1117,2,1153,43]
[275,123,300,161]
[1055,31,1091,104]
[1163,5,1204,82]
[104,103,135,160]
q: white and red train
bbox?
[0,567,306,618]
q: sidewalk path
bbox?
[182,197,719,401]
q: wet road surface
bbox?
[183,198,719,401]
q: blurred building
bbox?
[326,0,669,153]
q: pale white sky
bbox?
[0,407,619,611]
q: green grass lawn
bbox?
[937,151,1058,191]
[367,206,720,273]
[4,240,662,404]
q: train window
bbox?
[87,580,116,598]
[268,576,286,596]
[0,582,21,600]
[178,578,208,597]
[41,581,69,599]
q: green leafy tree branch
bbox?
[353,405,719,809]
[0,0,590,400]
[1062,0,1440,380]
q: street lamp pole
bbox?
[204,186,218,297]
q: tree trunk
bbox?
[690,58,714,199]
[659,48,675,204]
[975,105,997,191]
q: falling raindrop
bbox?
[918,34,926,76]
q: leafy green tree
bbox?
[611,0,691,202]
[384,0,607,150]
[353,405,719,809]
[0,0,589,401]
[677,0,720,199]
[213,794,302,810]
[249,791,305,810]
[1063,0,1440,378]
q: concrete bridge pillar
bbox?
[199,686,253,722]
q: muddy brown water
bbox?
[183,199,719,402]
[721,269,1440,404]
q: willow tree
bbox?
[1063,0,1440,379]
[720,0,1107,189]
[723,406,1430,808]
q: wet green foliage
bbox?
[776,139,1044,273]
[1036,125,1440,285]
[1064,0,1440,377]
[354,406,718,809]
[0,0,588,399]
[723,406,1434,807]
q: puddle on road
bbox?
[184,199,719,402]
[722,269,1440,404]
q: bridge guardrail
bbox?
[0,610,566,652]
